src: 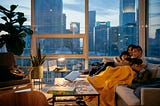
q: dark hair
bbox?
[131,58,143,65]
[132,45,143,54]
[120,51,130,60]
[127,44,136,51]
[125,58,143,65]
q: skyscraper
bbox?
[34,0,67,54]
[34,0,63,34]
[88,11,96,53]
[94,22,110,55]
[119,0,135,26]
[119,0,137,51]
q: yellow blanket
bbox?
[84,66,136,106]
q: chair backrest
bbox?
[0,52,16,68]
[0,52,17,81]
[0,91,49,106]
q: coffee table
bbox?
[47,78,100,106]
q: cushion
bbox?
[0,52,16,68]
[134,80,160,98]
[146,63,159,78]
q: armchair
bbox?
[0,52,33,94]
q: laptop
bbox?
[64,71,81,82]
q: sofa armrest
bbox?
[141,88,160,105]
[116,85,140,106]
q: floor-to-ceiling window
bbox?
[89,0,139,57]
[145,0,160,63]
[32,0,87,72]
[32,0,140,70]
[2,0,156,78]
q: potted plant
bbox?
[0,5,33,55]
[30,43,46,79]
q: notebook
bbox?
[64,71,81,82]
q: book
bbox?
[47,86,75,94]
[64,71,81,82]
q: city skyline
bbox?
[0,0,119,28]
[0,0,160,38]
[0,0,160,61]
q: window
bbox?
[34,0,85,34]
[2,0,150,69]
[37,38,83,54]
[146,0,160,59]
[89,0,139,56]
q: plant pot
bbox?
[31,66,43,79]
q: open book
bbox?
[64,71,81,82]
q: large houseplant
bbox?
[0,5,33,55]
[30,43,46,79]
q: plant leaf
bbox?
[10,5,18,12]
[1,16,8,22]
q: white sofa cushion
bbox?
[116,85,140,105]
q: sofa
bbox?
[115,63,160,106]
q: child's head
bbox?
[129,58,143,72]
[120,51,130,60]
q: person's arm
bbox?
[114,56,123,66]
[114,56,121,63]
[94,62,115,75]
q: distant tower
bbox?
[70,22,80,34]
[119,0,135,26]
[119,0,137,52]
[89,11,96,52]
[94,22,110,55]
[34,0,63,34]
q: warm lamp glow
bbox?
[58,58,65,62]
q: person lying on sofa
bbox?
[89,51,130,76]
[89,57,114,76]
[83,58,143,106]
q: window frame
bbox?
[31,0,89,69]
[28,0,146,69]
